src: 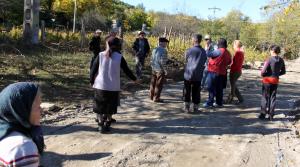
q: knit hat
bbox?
[159,37,169,43]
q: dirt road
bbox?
[41,63,300,167]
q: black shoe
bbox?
[258,113,266,120]
[268,115,274,121]
[111,118,116,123]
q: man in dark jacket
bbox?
[89,29,102,70]
[132,31,150,79]
[183,34,207,113]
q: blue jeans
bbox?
[201,69,208,88]
[206,72,225,106]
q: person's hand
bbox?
[205,43,209,50]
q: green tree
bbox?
[125,8,148,31]
[222,10,250,43]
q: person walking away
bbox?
[90,37,138,133]
[183,34,207,113]
[226,40,244,104]
[150,37,169,103]
[0,82,45,167]
[202,35,215,90]
[259,45,286,121]
[132,31,151,79]
[89,29,102,70]
[204,38,232,108]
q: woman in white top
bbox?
[90,37,138,133]
[0,82,45,167]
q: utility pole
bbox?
[73,0,77,33]
[208,6,221,19]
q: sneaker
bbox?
[111,118,117,123]
[154,99,164,103]
[203,103,213,108]
[184,102,190,113]
[213,103,223,108]
[258,113,266,120]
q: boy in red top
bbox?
[204,38,232,108]
[227,40,244,104]
[259,45,286,120]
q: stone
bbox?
[41,102,62,112]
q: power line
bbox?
[208,6,221,19]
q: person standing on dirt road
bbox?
[202,35,215,90]
[226,40,245,104]
[203,38,232,108]
[0,82,45,167]
[183,34,207,113]
[89,29,103,70]
[90,37,138,133]
[259,45,286,121]
[150,37,169,103]
[132,31,151,79]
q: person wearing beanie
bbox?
[150,37,169,103]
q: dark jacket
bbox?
[184,45,207,81]
[89,36,101,57]
[132,38,150,57]
[261,56,286,78]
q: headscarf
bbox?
[0,82,45,154]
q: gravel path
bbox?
[41,65,300,167]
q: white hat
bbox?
[95,29,102,33]
[204,35,211,40]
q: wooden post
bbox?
[183,33,186,48]
[41,20,45,42]
[167,26,173,40]
[173,32,176,49]
[80,19,86,48]
[163,26,167,37]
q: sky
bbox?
[121,0,270,22]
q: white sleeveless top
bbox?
[0,131,39,167]
[93,51,122,91]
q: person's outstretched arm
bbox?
[121,57,137,81]
[280,59,286,76]
[90,54,99,85]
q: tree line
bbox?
[0,0,299,59]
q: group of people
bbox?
[0,29,286,166]
[87,30,286,132]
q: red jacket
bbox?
[230,50,244,73]
[208,48,232,75]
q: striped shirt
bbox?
[151,46,168,73]
[0,132,39,167]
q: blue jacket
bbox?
[184,45,207,81]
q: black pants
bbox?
[184,80,201,105]
[135,56,146,79]
[261,83,278,116]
